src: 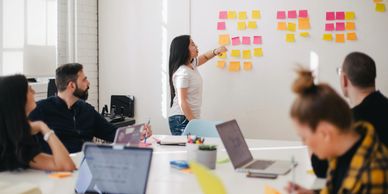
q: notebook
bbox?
[113,123,144,145]
[216,119,295,175]
[75,143,153,194]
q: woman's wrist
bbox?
[212,48,218,56]
[43,130,55,142]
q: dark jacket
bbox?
[29,96,117,153]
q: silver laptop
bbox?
[75,143,153,194]
[113,123,144,145]
[216,119,295,175]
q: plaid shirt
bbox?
[321,122,388,194]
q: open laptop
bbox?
[75,143,153,194]
[216,119,295,175]
[113,123,144,145]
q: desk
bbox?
[0,136,325,194]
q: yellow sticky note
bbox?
[218,52,226,59]
[228,61,241,72]
[218,34,230,45]
[298,18,310,30]
[336,34,345,43]
[228,11,237,19]
[252,10,261,19]
[231,50,241,57]
[247,21,257,29]
[345,12,355,20]
[243,61,253,71]
[300,32,310,37]
[237,22,246,30]
[238,11,247,20]
[242,50,251,59]
[376,3,386,12]
[189,162,227,194]
[277,22,287,30]
[264,185,281,194]
[347,32,357,41]
[286,34,295,42]
[287,22,296,32]
[216,61,226,68]
[323,34,333,41]
[254,48,263,57]
[346,22,356,30]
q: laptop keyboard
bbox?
[246,160,275,170]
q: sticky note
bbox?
[336,12,345,20]
[286,34,295,42]
[231,50,241,57]
[299,10,308,18]
[217,22,226,30]
[300,32,310,37]
[326,12,335,20]
[219,11,227,19]
[288,10,297,19]
[189,162,227,194]
[218,34,230,45]
[218,52,226,59]
[243,61,253,71]
[48,172,72,179]
[323,33,333,41]
[298,18,310,30]
[228,11,237,19]
[217,61,226,69]
[254,48,263,57]
[242,36,251,45]
[287,22,296,32]
[376,3,386,12]
[228,61,241,72]
[374,0,383,2]
[264,185,281,194]
[346,22,355,30]
[248,21,257,29]
[345,12,355,20]
[237,22,246,30]
[253,36,262,44]
[325,23,335,31]
[243,50,251,59]
[252,10,261,19]
[277,22,287,30]
[335,34,345,43]
[347,32,357,41]
[336,22,345,31]
[238,11,247,20]
[231,37,241,46]
[277,11,286,19]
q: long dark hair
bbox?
[0,74,35,170]
[169,35,191,107]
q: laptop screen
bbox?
[216,120,253,169]
[75,144,153,194]
[113,123,144,145]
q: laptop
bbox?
[113,123,144,145]
[216,119,295,175]
[75,143,153,194]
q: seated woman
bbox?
[285,69,388,194]
[0,74,76,171]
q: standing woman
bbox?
[168,35,227,135]
[0,74,76,171]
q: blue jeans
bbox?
[168,115,189,135]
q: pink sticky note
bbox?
[277,11,286,19]
[325,23,335,31]
[336,12,345,20]
[336,22,345,31]
[299,10,308,18]
[288,10,297,19]
[326,12,335,20]
[217,22,226,30]
[253,36,262,44]
[219,11,227,19]
[242,36,251,45]
[231,37,241,46]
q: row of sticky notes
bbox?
[219,35,262,45]
[230,48,264,58]
[325,22,356,31]
[217,21,258,30]
[323,33,358,42]
[217,61,254,72]
[219,10,261,20]
[277,19,310,31]
[326,11,355,20]
[277,10,309,19]
[285,32,310,42]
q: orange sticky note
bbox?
[300,32,310,37]
[228,11,237,19]
[228,61,241,72]
[252,10,261,19]
[48,172,72,179]
[376,3,386,12]
[237,22,246,30]
[347,32,357,41]
[254,48,263,57]
[287,22,296,32]
[242,50,251,59]
[323,34,333,41]
[218,34,230,45]
[238,11,247,20]
[231,50,241,57]
[286,34,295,42]
[264,185,281,194]
[217,61,226,68]
[298,18,310,30]
[374,0,383,3]
[345,12,355,20]
[277,22,287,30]
[335,34,345,43]
[247,21,257,29]
[243,61,253,71]
[345,22,356,30]
[218,52,226,59]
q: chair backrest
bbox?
[182,119,222,137]
[47,78,57,98]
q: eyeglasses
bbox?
[336,67,342,76]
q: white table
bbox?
[0,136,325,194]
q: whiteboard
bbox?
[190,0,388,140]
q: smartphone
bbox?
[246,172,278,179]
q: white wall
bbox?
[99,0,388,139]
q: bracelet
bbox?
[44,130,55,142]
[212,49,218,56]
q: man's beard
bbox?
[73,85,89,100]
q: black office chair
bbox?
[47,78,57,97]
